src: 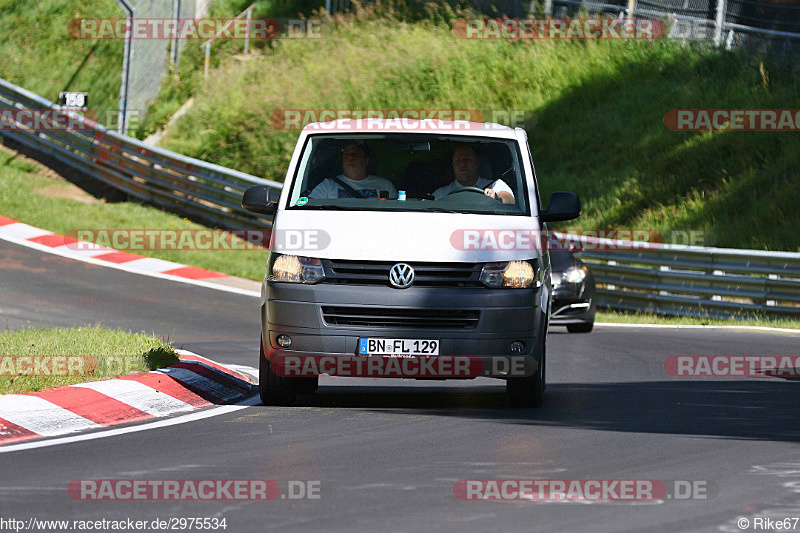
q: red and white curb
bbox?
[0,215,259,297]
[0,350,256,446]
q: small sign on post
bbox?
[59,92,89,110]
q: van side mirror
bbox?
[242,185,277,216]
[540,192,581,222]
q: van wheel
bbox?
[259,341,297,406]
[506,338,545,408]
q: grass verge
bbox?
[596,310,800,329]
[0,326,178,395]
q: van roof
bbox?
[301,118,519,138]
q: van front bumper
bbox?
[260,283,547,378]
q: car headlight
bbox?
[270,255,325,284]
[563,265,588,284]
[480,260,539,288]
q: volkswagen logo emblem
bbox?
[388,263,414,289]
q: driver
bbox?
[432,145,514,204]
[308,142,397,199]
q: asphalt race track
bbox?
[1,238,799,532]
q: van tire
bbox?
[506,337,545,408]
[259,341,297,406]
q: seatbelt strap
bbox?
[331,177,366,199]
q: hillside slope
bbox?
[153,17,799,251]
[0,0,124,125]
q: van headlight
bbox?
[563,265,588,284]
[480,260,539,288]
[270,255,325,284]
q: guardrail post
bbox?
[244,8,252,55]
[607,260,617,290]
[171,0,181,65]
[114,0,134,135]
[714,0,727,46]
[659,265,670,296]
[204,43,211,78]
[711,270,724,301]
[627,0,636,22]
[767,274,778,306]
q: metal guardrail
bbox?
[2,75,799,318]
[0,77,280,230]
[553,233,800,318]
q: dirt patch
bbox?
[33,184,103,204]
[0,138,123,201]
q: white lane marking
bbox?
[156,367,244,402]
[0,396,100,436]
[595,322,800,334]
[173,350,257,383]
[0,232,259,298]
[0,223,53,240]
[53,243,116,258]
[71,380,195,416]
[225,364,259,382]
[121,257,188,273]
[0,395,261,454]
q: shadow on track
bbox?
[276,380,800,443]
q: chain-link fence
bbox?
[122,0,206,134]
[551,0,800,58]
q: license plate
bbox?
[358,338,439,356]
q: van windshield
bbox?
[286,134,530,215]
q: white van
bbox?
[242,118,581,407]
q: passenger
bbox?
[433,145,514,204]
[308,142,397,199]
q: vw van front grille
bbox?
[321,306,480,329]
[321,260,482,287]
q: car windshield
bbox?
[286,134,530,215]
